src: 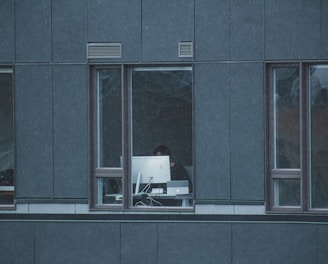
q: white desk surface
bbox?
[0,186,14,191]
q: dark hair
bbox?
[153,145,171,156]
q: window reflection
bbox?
[273,67,300,169]
[310,65,328,208]
[97,69,122,168]
[98,177,122,205]
[274,179,300,207]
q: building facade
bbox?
[1,0,328,263]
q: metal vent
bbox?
[87,43,122,59]
[178,41,193,58]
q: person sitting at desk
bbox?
[153,144,192,193]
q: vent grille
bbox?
[178,41,193,58]
[87,43,122,59]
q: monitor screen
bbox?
[131,156,171,184]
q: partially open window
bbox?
[90,65,193,210]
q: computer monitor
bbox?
[131,156,171,185]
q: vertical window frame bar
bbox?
[300,62,308,211]
[123,65,131,210]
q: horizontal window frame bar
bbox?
[95,168,123,178]
[271,169,301,179]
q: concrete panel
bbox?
[321,0,328,59]
[317,225,328,264]
[15,65,53,198]
[230,63,264,201]
[28,203,75,214]
[158,223,231,264]
[0,0,14,62]
[142,0,194,62]
[194,63,230,200]
[52,0,87,62]
[230,0,264,61]
[35,222,120,264]
[0,222,34,264]
[15,0,51,62]
[195,0,229,61]
[265,0,321,60]
[53,65,88,199]
[232,223,316,264]
[121,223,157,264]
[88,0,141,62]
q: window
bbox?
[266,62,328,212]
[0,67,14,207]
[90,65,193,210]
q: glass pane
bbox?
[97,177,122,205]
[274,179,300,207]
[310,65,328,208]
[131,67,193,207]
[97,69,122,168]
[0,71,14,205]
[273,67,300,169]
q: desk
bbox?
[102,193,193,207]
[0,186,14,197]
[0,186,14,192]
[0,186,14,204]
[134,193,192,207]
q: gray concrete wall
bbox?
[0,219,327,264]
[0,0,326,203]
[1,1,327,263]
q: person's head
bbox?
[153,145,171,156]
